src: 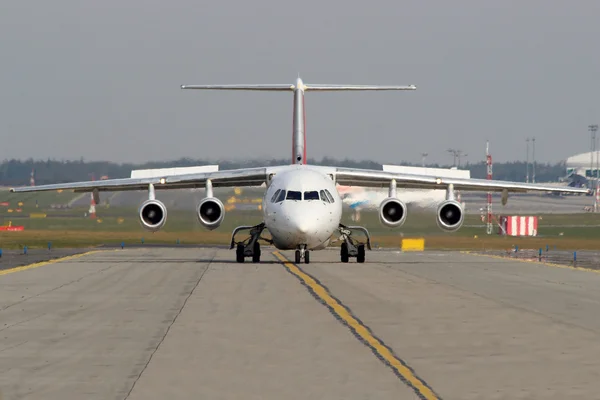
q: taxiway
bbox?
[2,248,600,399]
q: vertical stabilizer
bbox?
[292,77,306,164]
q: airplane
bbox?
[10,77,590,264]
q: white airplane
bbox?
[10,77,589,264]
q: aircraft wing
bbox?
[9,167,268,193]
[334,167,590,194]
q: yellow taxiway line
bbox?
[273,251,440,400]
[0,250,105,277]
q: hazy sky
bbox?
[1,1,599,165]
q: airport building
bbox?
[565,152,600,181]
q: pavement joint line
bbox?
[272,250,441,400]
[0,250,113,277]
[461,251,600,274]
[123,252,214,400]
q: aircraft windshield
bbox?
[275,190,286,202]
[286,191,302,201]
[304,191,320,200]
[273,189,334,202]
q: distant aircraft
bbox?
[10,77,589,264]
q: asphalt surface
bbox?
[2,247,600,399]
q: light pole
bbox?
[526,138,530,183]
[447,149,457,167]
[590,126,596,183]
[421,153,428,167]
[447,149,465,167]
[589,124,598,211]
[532,137,536,183]
[458,152,467,167]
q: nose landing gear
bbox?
[295,245,310,264]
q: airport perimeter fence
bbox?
[476,247,600,270]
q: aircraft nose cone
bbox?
[289,214,312,235]
[296,223,309,234]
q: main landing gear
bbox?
[230,222,272,263]
[294,245,310,264]
[337,224,372,263]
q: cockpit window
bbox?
[271,189,281,203]
[324,189,335,203]
[286,191,302,201]
[276,190,286,203]
[304,191,320,200]
[320,190,330,203]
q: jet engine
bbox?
[436,199,464,232]
[197,197,225,230]
[139,199,167,232]
[378,197,407,228]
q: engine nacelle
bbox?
[139,199,167,232]
[378,197,408,228]
[436,199,464,232]
[197,197,225,230]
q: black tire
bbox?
[295,250,301,264]
[236,244,245,263]
[357,244,365,263]
[341,243,349,263]
[252,241,261,263]
[305,250,310,264]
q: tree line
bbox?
[0,157,567,186]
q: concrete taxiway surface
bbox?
[2,248,600,399]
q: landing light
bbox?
[160,178,166,184]
[435,178,442,185]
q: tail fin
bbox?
[181,77,416,165]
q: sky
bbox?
[1,0,599,165]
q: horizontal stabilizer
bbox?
[181,84,293,91]
[304,84,416,91]
[181,82,416,92]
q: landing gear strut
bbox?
[294,245,310,264]
[336,224,371,263]
[230,222,272,263]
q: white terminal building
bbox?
[565,152,600,181]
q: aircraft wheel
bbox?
[295,250,301,264]
[305,250,310,264]
[236,244,245,263]
[357,244,365,263]
[252,241,261,263]
[340,243,349,263]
